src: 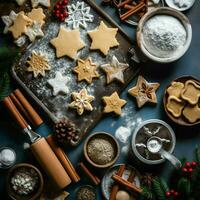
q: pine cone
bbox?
[141,173,153,188]
[54,119,80,146]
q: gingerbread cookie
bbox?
[181,80,200,105]
[47,72,69,96]
[68,88,95,115]
[50,27,85,59]
[73,58,99,84]
[31,0,50,8]
[8,11,32,39]
[27,8,46,25]
[167,81,184,98]
[166,96,185,118]
[101,56,129,84]
[128,76,160,108]
[102,92,126,115]
[27,51,51,77]
[88,21,119,55]
[183,104,200,123]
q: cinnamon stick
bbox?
[124,4,135,9]
[3,96,28,129]
[117,0,132,8]
[78,162,100,185]
[112,174,142,193]
[46,135,80,182]
[120,2,145,21]
[13,89,43,127]
[109,164,125,200]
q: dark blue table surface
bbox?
[0,0,200,199]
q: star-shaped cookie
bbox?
[27,51,51,77]
[25,22,44,42]
[102,92,126,115]
[50,27,85,59]
[101,56,129,84]
[8,11,32,39]
[31,0,50,8]
[69,88,95,115]
[47,72,69,96]
[73,57,99,84]
[128,76,160,108]
[88,21,119,55]
[27,8,46,25]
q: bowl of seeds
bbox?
[84,132,120,168]
[7,163,44,200]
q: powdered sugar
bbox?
[143,15,186,58]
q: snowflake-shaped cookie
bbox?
[47,72,69,96]
[65,1,94,29]
[27,51,51,77]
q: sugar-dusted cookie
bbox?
[1,11,18,34]
[128,76,160,108]
[181,80,200,105]
[88,21,119,55]
[101,55,129,84]
[50,27,85,59]
[47,72,69,96]
[27,8,46,25]
[25,22,44,42]
[8,11,32,39]
[102,91,126,115]
[73,57,99,84]
[68,88,95,115]
[27,51,51,77]
[183,104,200,123]
[167,81,184,98]
[31,0,50,8]
[166,96,185,118]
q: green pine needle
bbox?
[152,177,169,200]
[177,177,191,196]
[194,146,200,163]
[141,186,154,200]
[0,72,11,101]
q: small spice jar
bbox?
[0,147,16,169]
[84,132,120,168]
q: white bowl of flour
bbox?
[137,7,192,63]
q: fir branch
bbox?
[141,186,154,200]
[0,72,11,101]
[177,177,191,197]
[152,177,169,200]
[194,146,200,163]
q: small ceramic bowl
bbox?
[163,76,200,126]
[84,132,120,168]
[137,7,192,63]
[7,163,44,200]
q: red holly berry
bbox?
[174,192,179,197]
[188,168,193,173]
[182,167,188,173]
[185,162,191,168]
[170,189,175,194]
[191,161,197,167]
[166,191,171,197]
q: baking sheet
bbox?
[12,0,141,143]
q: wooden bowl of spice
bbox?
[6,163,44,200]
[137,7,192,63]
[163,76,200,126]
[84,132,120,168]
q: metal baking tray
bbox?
[12,0,141,144]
